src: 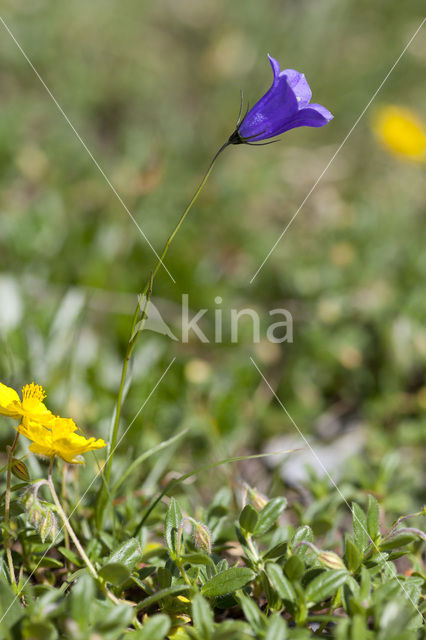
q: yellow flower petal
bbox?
[373,105,426,161]
[20,415,106,464]
[0,382,22,417]
[0,381,53,425]
[29,441,56,458]
[20,383,53,424]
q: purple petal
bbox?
[280,69,312,108]
[239,60,299,141]
[290,103,334,127]
[234,56,333,143]
[267,54,282,82]
[265,103,333,137]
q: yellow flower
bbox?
[0,382,52,424]
[372,105,426,161]
[18,416,106,464]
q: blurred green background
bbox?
[0,1,425,511]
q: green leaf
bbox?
[22,620,57,640]
[37,557,63,569]
[70,574,95,630]
[359,566,371,601]
[58,546,82,566]
[367,495,380,541]
[99,537,142,585]
[192,593,214,639]
[344,535,362,573]
[239,504,259,534]
[0,579,24,634]
[262,541,287,560]
[254,498,287,536]
[165,498,182,559]
[201,567,255,598]
[350,614,369,640]
[292,525,313,556]
[284,555,304,581]
[99,562,132,586]
[137,585,191,611]
[236,592,265,630]
[305,570,348,605]
[266,563,296,603]
[265,612,288,640]
[95,602,134,632]
[103,537,142,570]
[352,503,368,552]
[127,614,171,640]
[182,552,216,569]
[379,532,420,551]
[157,567,172,589]
[261,569,281,610]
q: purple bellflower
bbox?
[229,55,333,145]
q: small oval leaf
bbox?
[165,498,182,559]
[305,570,348,605]
[127,614,171,640]
[254,498,287,536]
[239,504,259,534]
[266,563,296,603]
[192,593,214,639]
[201,567,255,598]
[99,562,131,586]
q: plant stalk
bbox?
[4,431,19,588]
[47,458,120,604]
[98,142,229,522]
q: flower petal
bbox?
[267,54,281,83]
[239,64,299,141]
[53,434,106,463]
[231,56,333,144]
[290,103,334,128]
[51,417,78,437]
[29,442,55,458]
[279,69,312,108]
[0,383,21,417]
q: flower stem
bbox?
[4,431,19,588]
[61,463,71,570]
[46,458,120,604]
[47,459,97,578]
[98,142,229,524]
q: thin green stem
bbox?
[246,534,262,569]
[47,458,98,581]
[99,142,229,519]
[96,274,153,528]
[150,141,230,283]
[4,431,19,588]
[105,271,153,489]
[46,460,119,604]
[61,463,71,570]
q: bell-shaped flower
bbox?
[229,55,333,145]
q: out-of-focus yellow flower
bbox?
[0,382,52,424]
[18,416,106,464]
[373,105,426,161]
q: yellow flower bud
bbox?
[319,551,346,570]
[194,522,212,555]
[40,509,57,544]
